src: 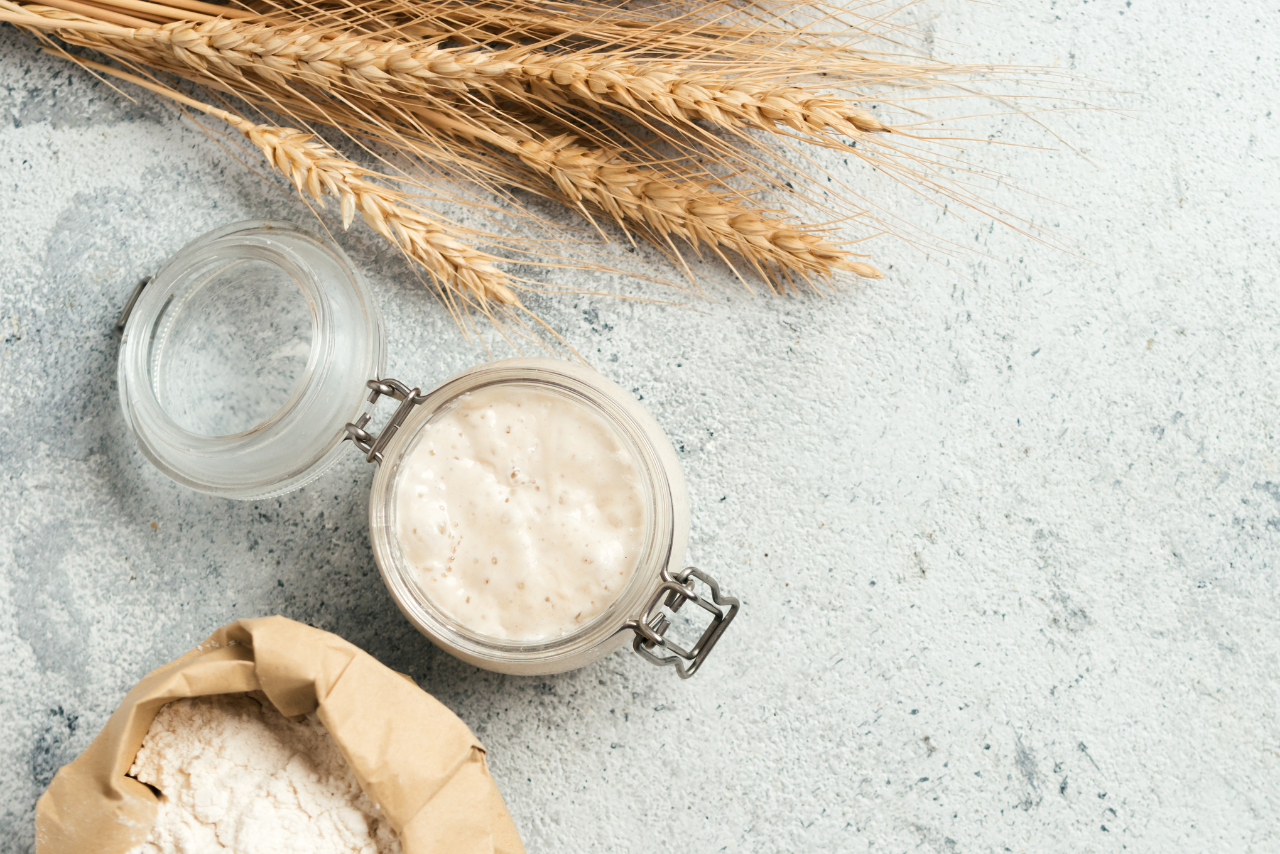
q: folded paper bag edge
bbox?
[313,650,517,854]
[236,616,361,717]
[35,616,525,854]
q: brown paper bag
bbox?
[34,616,525,854]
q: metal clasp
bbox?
[627,567,739,679]
[345,379,428,464]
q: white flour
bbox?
[126,693,402,854]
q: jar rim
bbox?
[368,359,689,674]
[118,220,386,498]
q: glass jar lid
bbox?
[117,221,385,499]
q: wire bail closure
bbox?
[115,277,151,335]
[627,567,739,678]
[345,378,428,464]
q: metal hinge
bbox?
[116,277,151,335]
[345,379,428,464]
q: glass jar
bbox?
[118,221,737,678]
[117,220,384,498]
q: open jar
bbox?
[117,221,737,678]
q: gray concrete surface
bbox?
[2,2,1279,852]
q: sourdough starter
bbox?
[394,384,646,641]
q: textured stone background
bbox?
[2,2,1278,852]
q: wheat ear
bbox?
[30,15,899,144]
[226,119,517,305]
[504,57,898,142]
[415,107,881,285]
[60,55,518,305]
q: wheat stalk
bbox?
[24,13,900,145]
[11,6,893,281]
[2,1,1049,307]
